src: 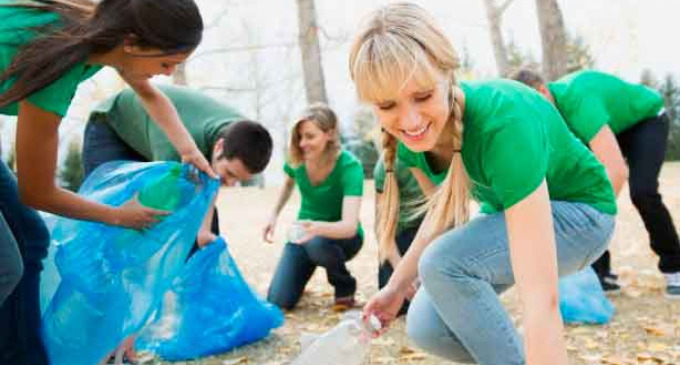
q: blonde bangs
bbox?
[352,33,442,104]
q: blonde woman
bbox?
[263,103,364,310]
[349,3,616,365]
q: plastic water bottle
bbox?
[138,165,183,211]
[290,311,381,365]
[286,222,307,244]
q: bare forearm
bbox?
[270,181,294,219]
[524,306,569,365]
[139,91,197,154]
[20,185,117,224]
[311,220,358,239]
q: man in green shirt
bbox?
[83,85,273,247]
[514,69,680,297]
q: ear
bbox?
[123,34,141,53]
[213,138,225,157]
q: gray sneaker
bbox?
[664,272,680,299]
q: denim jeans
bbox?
[593,113,680,275]
[82,116,147,178]
[0,160,50,365]
[267,234,363,310]
[406,201,615,365]
[378,223,421,316]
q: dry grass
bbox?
[154,163,680,365]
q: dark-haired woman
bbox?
[0,0,212,363]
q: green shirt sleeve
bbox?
[482,118,548,210]
[283,162,294,178]
[564,97,610,143]
[27,63,101,117]
[341,159,364,197]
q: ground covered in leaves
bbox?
[151,163,680,365]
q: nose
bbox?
[223,176,238,187]
[162,65,176,76]
[398,103,422,130]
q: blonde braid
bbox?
[420,81,471,241]
[376,130,400,263]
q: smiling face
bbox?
[211,139,254,186]
[372,70,451,152]
[296,120,334,163]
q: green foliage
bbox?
[506,37,539,73]
[60,140,84,192]
[566,34,596,72]
[346,106,379,179]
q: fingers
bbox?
[186,155,218,179]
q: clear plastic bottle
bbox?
[286,222,307,243]
[290,311,381,365]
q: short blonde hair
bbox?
[350,2,470,261]
[287,102,341,167]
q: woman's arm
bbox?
[410,168,437,196]
[588,126,628,196]
[301,196,361,240]
[263,176,296,242]
[16,101,165,229]
[122,77,216,178]
[504,180,568,365]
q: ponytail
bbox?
[419,83,470,242]
[376,130,400,263]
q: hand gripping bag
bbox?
[41,161,219,365]
[136,237,284,360]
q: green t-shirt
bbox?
[284,149,365,238]
[396,142,448,186]
[459,80,616,215]
[374,157,424,233]
[92,85,245,161]
[548,70,664,142]
[397,80,616,215]
[0,1,102,116]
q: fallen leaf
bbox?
[223,356,248,365]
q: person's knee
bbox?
[266,288,298,310]
[304,237,340,267]
[418,240,465,287]
[406,310,474,363]
[630,190,661,209]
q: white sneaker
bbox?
[664,272,680,299]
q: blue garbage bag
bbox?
[41,161,219,365]
[558,267,615,324]
[136,237,284,361]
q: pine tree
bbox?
[60,140,84,192]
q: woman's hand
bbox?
[111,195,169,230]
[295,220,320,244]
[263,216,278,243]
[362,283,406,336]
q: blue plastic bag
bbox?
[41,161,219,365]
[137,237,284,361]
[558,267,615,324]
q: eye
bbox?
[376,101,396,111]
[414,92,433,103]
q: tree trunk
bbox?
[535,0,568,80]
[482,0,512,76]
[296,0,328,104]
[172,63,188,85]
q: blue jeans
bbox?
[0,160,50,365]
[267,234,363,309]
[406,201,615,365]
[82,115,146,178]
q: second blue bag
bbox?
[559,267,615,324]
[137,237,284,360]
